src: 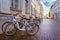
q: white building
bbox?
[31,0,40,17]
[52,0,60,20]
[0,0,10,13]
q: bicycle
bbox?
[2,14,39,36]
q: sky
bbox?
[40,0,57,16]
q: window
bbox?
[25,0,28,13]
[12,0,18,9]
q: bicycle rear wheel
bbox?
[2,22,17,36]
[26,23,39,36]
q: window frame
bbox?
[12,0,18,9]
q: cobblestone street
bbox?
[0,19,60,40]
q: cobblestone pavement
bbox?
[0,19,60,40]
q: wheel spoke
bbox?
[2,22,16,36]
[26,23,39,36]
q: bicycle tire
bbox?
[26,22,39,36]
[2,22,17,36]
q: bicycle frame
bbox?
[11,16,31,31]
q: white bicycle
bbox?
[2,15,39,36]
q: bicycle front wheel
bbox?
[2,22,17,36]
[26,23,39,36]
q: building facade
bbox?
[0,0,40,18]
[0,0,10,14]
[10,0,40,18]
[52,0,60,20]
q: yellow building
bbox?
[44,7,53,19]
[40,3,44,18]
[49,7,53,19]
